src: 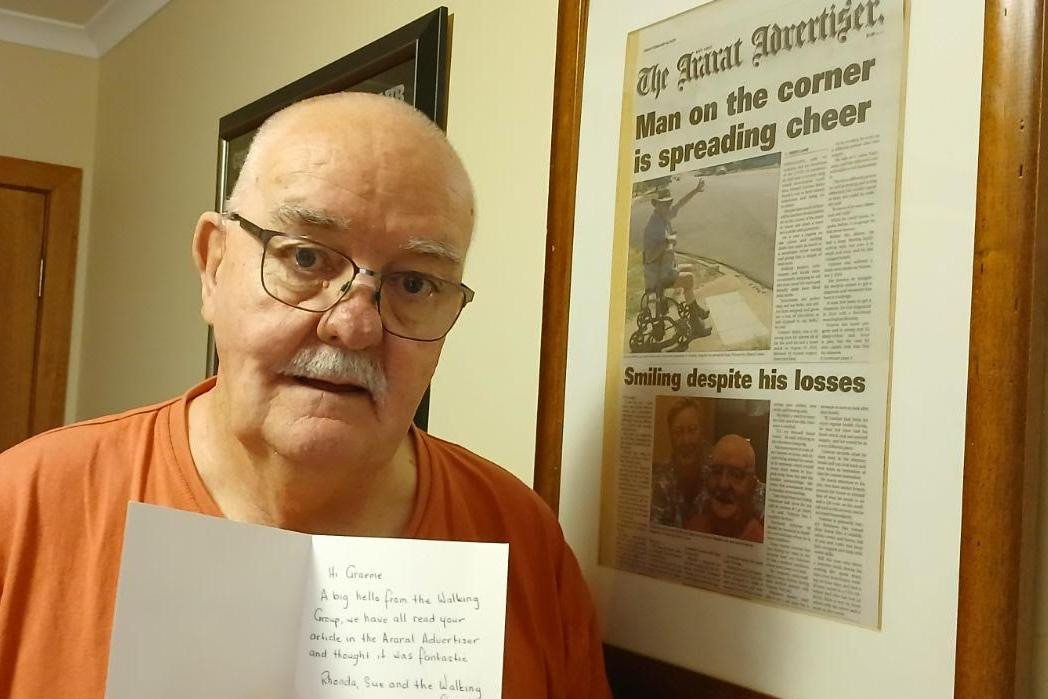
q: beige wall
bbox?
[0,40,98,424]
[77,0,557,483]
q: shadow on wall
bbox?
[604,644,775,698]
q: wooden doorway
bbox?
[0,156,81,452]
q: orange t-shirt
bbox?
[0,380,609,699]
[683,511,764,543]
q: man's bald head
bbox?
[226,92,474,236]
[709,434,755,474]
[704,433,758,528]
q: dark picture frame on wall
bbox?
[205,6,449,429]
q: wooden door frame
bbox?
[535,1,1048,697]
[0,156,81,435]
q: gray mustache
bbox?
[281,346,387,397]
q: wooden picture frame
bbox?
[537,1,1047,697]
[204,7,448,429]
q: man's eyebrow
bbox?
[401,238,465,265]
[271,203,464,263]
[272,203,352,230]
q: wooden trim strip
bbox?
[0,155,79,190]
[955,2,1048,698]
[534,0,590,512]
[32,169,81,434]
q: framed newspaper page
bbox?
[204,7,448,428]
[600,0,907,630]
[534,0,1043,697]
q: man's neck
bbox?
[186,388,418,537]
[714,510,754,538]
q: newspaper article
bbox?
[598,0,904,627]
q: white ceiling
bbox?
[0,0,170,57]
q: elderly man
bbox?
[0,94,609,698]
[641,180,710,339]
[685,434,764,543]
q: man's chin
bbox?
[710,502,738,522]
[263,421,372,464]
[259,400,411,467]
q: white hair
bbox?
[280,345,387,398]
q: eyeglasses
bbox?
[707,463,754,484]
[229,213,475,342]
[671,423,700,441]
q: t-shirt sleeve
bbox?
[556,539,612,699]
[0,454,10,587]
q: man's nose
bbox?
[316,278,383,350]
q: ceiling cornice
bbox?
[86,0,169,56]
[0,0,169,58]
[0,8,96,56]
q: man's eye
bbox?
[278,244,343,275]
[398,274,436,296]
[294,247,319,269]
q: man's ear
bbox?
[192,212,227,324]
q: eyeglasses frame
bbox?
[227,212,475,342]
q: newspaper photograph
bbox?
[598,0,905,627]
[626,153,780,354]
